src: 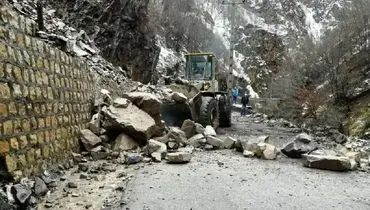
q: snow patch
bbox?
[156,38,183,74]
[299,3,323,42]
[247,85,259,98]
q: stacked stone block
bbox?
[0,5,95,180]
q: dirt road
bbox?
[117,114,370,210]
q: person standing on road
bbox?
[241,93,249,116]
[232,86,239,104]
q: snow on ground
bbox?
[237,5,288,36]
[202,0,230,48]
[298,3,323,42]
[156,37,183,74]
[247,84,259,98]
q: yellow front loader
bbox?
[160,53,232,128]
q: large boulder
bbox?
[242,136,269,155]
[187,134,206,148]
[113,133,139,151]
[102,100,158,145]
[144,139,167,158]
[181,119,197,139]
[11,184,32,204]
[206,136,224,149]
[122,92,163,125]
[195,123,205,134]
[34,177,48,196]
[302,154,351,171]
[80,129,102,151]
[166,152,192,163]
[204,126,216,137]
[282,133,315,158]
[262,144,279,160]
[167,127,187,144]
[223,137,236,149]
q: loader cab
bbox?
[185,53,218,91]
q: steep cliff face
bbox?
[48,0,159,84]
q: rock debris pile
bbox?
[9,0,128,87]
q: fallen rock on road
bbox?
[166,152,192,163]
[302,153,351,171]
[80,129,102,151]
[282,133,315,158]
[102,100,158,144]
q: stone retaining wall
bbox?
[0,4,96,180]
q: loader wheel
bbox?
[219,95,231,127]
[199,97,219,128]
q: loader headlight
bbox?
[203,82,210,90]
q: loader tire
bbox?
[199,97,219,128]
[219,95,231,127]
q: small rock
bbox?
[243,150,255,158]
[204,126,216,137]
[167,127,187,144]
[11,184,32,204]
[58,164,65,171]
[332,132,348,144]
[167,141,179,150]
[78,163,89,172]
[34,177,48,196]
[166,152,192,163]
[88,113,101,135]
[143,157,152,163]
[80,173,88,179]
[235,139,244,152]
[181,119,197,139]
[144,139,167,155]
[40,174,55,186]
[151,152,162,162]
[111,151,120,158]
[262,144,278,160]
[71,193,79,197]
[206,136,224,149]
[80,129,102,151]
[242,136,269,155]
[91,151,109,160]
[125,153,141,164]
[187,134,206,148]
[223,137,236,149]
[67,182,78,189]
[204,144,214,150]
[44,203,53,208]
[72,152,83,163]
[295,133,312,143]
[178,145,195,154]
[195,123,205,134]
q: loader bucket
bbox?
[160,103,192,127]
